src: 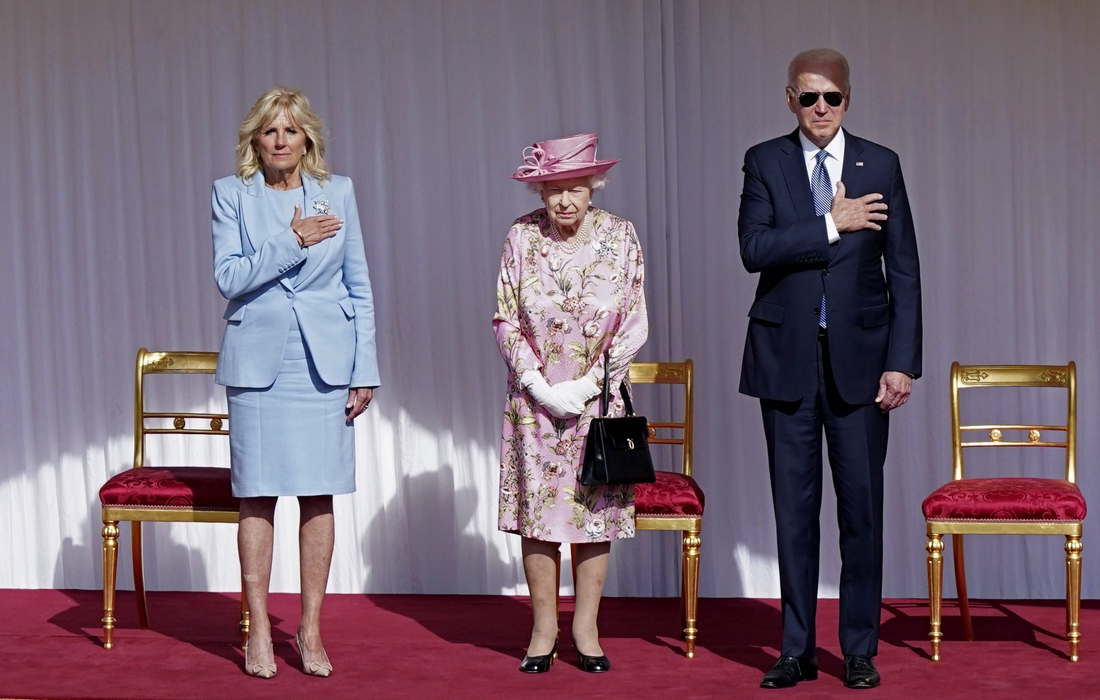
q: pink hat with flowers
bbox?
[511,133,620,182]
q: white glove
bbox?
[553,376,601,416]
[520,370,578,419]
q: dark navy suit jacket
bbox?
[738,129,922,405]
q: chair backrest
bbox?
[134,348,226,469]
[950,361,1077,482]
[628,360,694,477]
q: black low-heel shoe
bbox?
[576,649,611,673]
[519,641,558,673]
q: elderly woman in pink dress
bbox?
[493,133,648,673]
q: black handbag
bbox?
[579,351,656,486]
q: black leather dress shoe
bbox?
[519,640,558,673]
[843,655,880,689]
[576,649,611,673]
[760,656,818,689]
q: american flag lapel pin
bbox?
[855,161,864,166]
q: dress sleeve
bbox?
[211,178,305,300]
[340,178,381,388]
[586,220,649,389]
[493,224,544,379]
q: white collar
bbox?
[798,128,845,161]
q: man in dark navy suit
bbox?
[738,48,922,690]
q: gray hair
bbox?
[787,48,851,92]
[526,173,608,196]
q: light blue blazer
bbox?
[211,172,380,390]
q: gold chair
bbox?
[98,349,246,649]
[630,360,704,657]
[923,362,1086,661]
[561,361,702,655]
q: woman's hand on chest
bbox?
[291,204,343,247]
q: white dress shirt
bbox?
[798,128,844,244]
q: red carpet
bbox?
[0,590,1095,699]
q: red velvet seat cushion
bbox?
[100,467,239,511]
[923,478,1086,521]
[636,472,705,517]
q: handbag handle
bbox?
[599,349,635,417]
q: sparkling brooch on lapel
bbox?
[313,199,330,215]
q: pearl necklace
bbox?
[548,210,592,254]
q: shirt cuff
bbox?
[824,213,840,244]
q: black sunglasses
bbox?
[794,91,845,108]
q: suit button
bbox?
[814,308,820,315]
[823,269,829,276]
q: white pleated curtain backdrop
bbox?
[1,0,1098,601]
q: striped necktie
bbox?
[811,150,831,328]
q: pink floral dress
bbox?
[493,207,648,543]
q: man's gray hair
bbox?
[787,48,851,92]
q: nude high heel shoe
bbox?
[296,630,333,677]
[243,642,277,679]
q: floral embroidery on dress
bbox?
[493,208,648,543]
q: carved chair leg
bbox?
[570,543,579,591]
[926,533,943,661]
[239,575,250,650]
[131,520,149,629]
[1066,535,1082,662]
[568,543,579,652]
[102,520,120,649]
[553,547,563,654]
[952,534,973,641]
[682,527,701,659]
[680,534,687,638]
[553,548,561,618]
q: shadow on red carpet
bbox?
[0,590,1096,699]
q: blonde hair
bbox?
[236,87,331,184]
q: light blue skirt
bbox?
[227,317,355,497]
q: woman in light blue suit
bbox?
[212,87,379,679]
